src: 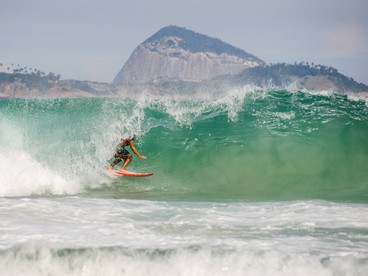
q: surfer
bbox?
[108,135,147,172]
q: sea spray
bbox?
[0,89,367,201]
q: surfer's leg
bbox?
[108,159,119,170]
[108,154,123,170]
[121,154,132,171]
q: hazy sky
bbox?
[1,0,368,84]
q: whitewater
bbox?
[0,88,367,275]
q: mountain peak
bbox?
[113,26,265,85]
[143,25,262,62]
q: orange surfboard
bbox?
[108,169,153,177]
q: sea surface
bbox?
[0,88,368,275]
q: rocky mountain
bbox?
[1,26,367,99]
[222,62,368,93]
[113,25,265,85]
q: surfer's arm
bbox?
[129,139,147,159]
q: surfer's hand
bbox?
[140,155,147,159]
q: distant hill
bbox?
[1,62,367,99]
[113,25,265,85]
[1,25,368,98]
[116,62,368,98]
[226,62,368,93]
[0,72,111,98]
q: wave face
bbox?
[0,90,367,201]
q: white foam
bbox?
[1,245,366,276]
[346,92,368,108]
[144,86,256,126]
[1,198,367,275]
[0,118,83,197]
[212,87,247,121]
[0,149,81,197]
[274,112,296,120]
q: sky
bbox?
[1,0,368,84]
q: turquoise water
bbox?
[0,90,367,201]
[0,89,368,275]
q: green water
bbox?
[1,90,367,201]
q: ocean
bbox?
[0,88,367,275]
